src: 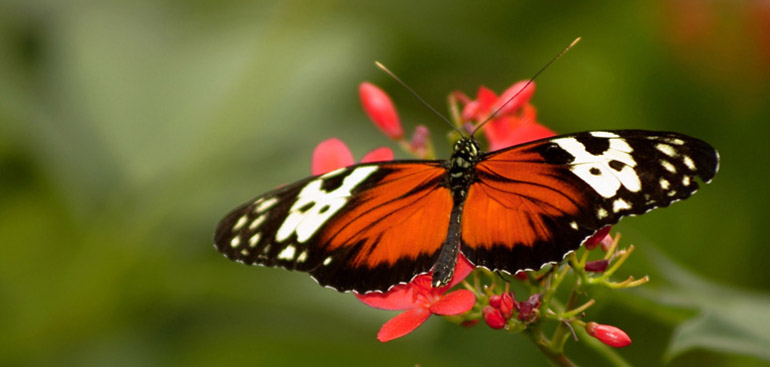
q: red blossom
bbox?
[584,259,610,273]
[359,82,403,139]
[458,81,556,151]
[361,146,395,163]
[585,322,632,348]
[311,138,394,176]
[311,138,355,175]
[483,306,506,330]
[584,226,612,250]
[356,254,476,342]
[516,293,542,322]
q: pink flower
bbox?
[311,138,393,176]
[356,254,476,342]
[459,81,556,151]
[359,82,403,140]
[585,322,632,348]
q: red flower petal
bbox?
[311,138,354,175]
[445,253,475,289]
[585,259,610,273]
[356,283,416,310]
[361,147,394,163]
[586,322,632,348]
[491,80,535,117]
[584,226,612,250]
[429,289,476,315]
[359,82,403,139]
[485,113,556,151]
[462,86,497,121]
[377,307,431,342]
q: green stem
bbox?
[549,287,582,351]
[527,326,577,367]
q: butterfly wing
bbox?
[461,130,718,274]
[214,161,452,293]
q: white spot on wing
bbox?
[656,143,677,157]
[256,197,278,213]
[323,256,333,266]
[297,250,308,263]
[613,198,631,213]
[249,233,261,247]
[233,216,248,231]
[682,176,691,186]
[552,136,641,198]
[277,245,296,260]
[661,160,677,173]
[590,131,619,138]
[249,214,266,230]
[659,178,670,190]
[570,221,578,230]
[683,155,696,170]
[276,166,378,243]
[230,236,241,248]
[597,207,608,219]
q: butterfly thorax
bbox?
[447,138,482,201]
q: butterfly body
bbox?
[215,130,718,294]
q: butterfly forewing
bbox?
[214,161,452,293]
[460,130,718,275]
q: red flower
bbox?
[356,254,476,342]
[311,138,393,176]
[359,82,403,140]
[584,226,612,250]
[584,259,610,273]
[459,81,556,151]
[585,322,632,348]
[483,306,506,330]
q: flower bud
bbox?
[585,322,632,348]
[499,292,515,319]
[359,82,403,139]
[516,293,542,321]
[584,226,611,250]
[585,259,609,273]
[482,306,506,330]
[410,125,430,157]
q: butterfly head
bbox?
[452,138,482,166]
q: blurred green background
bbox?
[2,0,769,366]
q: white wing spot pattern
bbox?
[277,245,296,260]
[275,166,378,243]
[613,198,631,213]
[552,132,641,198]
[661,160,677,173]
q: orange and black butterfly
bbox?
[214,130,718,293]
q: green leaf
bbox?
[638,246,770,363]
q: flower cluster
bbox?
[309,80,646,365]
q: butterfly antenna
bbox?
[375,61,465,137]
[472,37,581,138]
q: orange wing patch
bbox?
[321,164,452,269]
[463,150,589,251]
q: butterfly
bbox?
[214,130,718,294]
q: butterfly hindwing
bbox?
[214,161,452,293]
[460,130,718,275]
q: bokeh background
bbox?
[2,0,769,366]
